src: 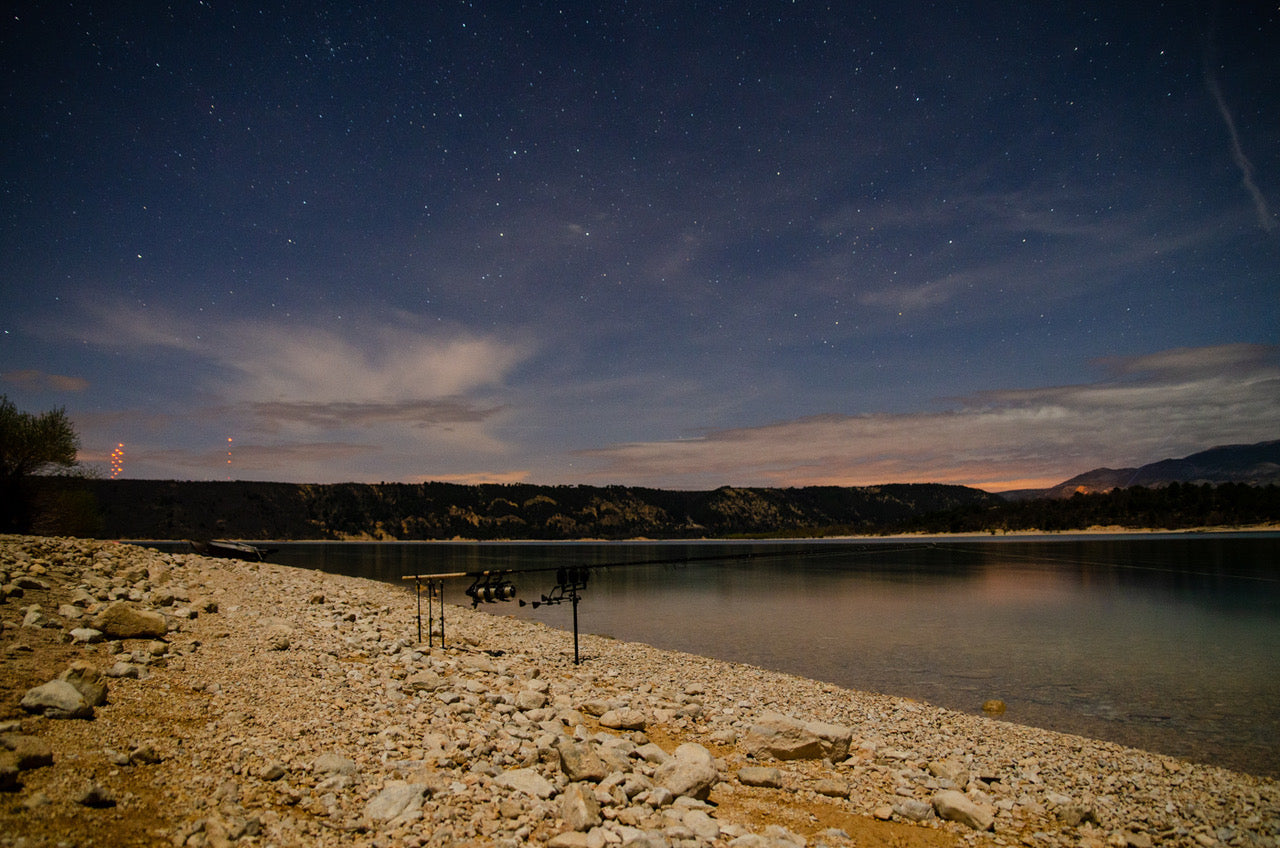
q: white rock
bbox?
[560,781,602,831]
[20,680,93,719]
[365,780,426,824]
[741,711,851,761]
[69,628,104,644]
[494,767,556,799]
[932,789,995,831]
[59,661,107,707]
[599,708,647,730]
[682,809,722,842]
[655,742,718,801]
[313,753,358,775]
[737,766,783,788]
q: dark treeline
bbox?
[20,478,1280,540]
[892,482,1280,535]
[30,478,996,540]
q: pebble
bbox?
[1,534,1278,848]
[74,782,116,808]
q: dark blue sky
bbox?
[3,1,1277,489]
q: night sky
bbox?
[3,2,1277,491]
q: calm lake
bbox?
[252,534,1279,777]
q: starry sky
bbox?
[2,1,1278,492]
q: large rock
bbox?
[928,758,969,786]
[516,688,549,710]
[494,767,555,799]
[264,623,293,651]
[59,661,107,707]
[737,766,783,788]
[741,711,851,761]
[682,809,722,842]
[403,671,444,693]
[807,720,853,761]
[365,781,426,825]
[105,661,144,679]
[932,789,995,831]
[654,742,718,800]
[20,680,93,719]
[313,753,358,775]
[90,602,167,639]
[76,783,116,808]
[598,708,647,730]
[69,628,104,644]
[559,782,601,831]
[894,799,936,821]
[558,740,608,782]
[814,778,849,798]
[129,744,162,765]
[1,734,54,770]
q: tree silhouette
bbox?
[0,395,81,531]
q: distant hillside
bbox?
[34,478,1001,541]
[1000,439,1280,501]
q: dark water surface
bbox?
[255,534,1279,776]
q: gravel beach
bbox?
[2,535,1277,848]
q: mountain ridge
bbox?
[999,439,1280,501]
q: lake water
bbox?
[253,534,1280,777]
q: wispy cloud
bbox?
[2,370,89,393]
[138,441,380,475]
[573,344,1280,491]
[65,303,535,479]
[75,303,530,411]
[243,398,504,432]
[1205,67,1277,233]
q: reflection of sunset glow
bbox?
[975,566,1074,604]
[977,476,1067,493]
[109,443,124,479]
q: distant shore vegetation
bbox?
[19,477,1280,541]
[885,481,1280,537]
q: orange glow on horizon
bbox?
[763,468,1066,494]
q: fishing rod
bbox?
[400,541,930,663]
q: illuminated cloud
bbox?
[2,370,89,392]
[244,398,504,432]
[65,303,533,479]
[77,303,528,411]
[425,470,532,485]
[573,344,1280,491]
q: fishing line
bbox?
[403,539,936,583]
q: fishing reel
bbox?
[465,571,517,608]
[521,566,589,608]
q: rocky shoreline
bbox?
[2,535,1277,848]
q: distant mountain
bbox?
[1002,439,1280,501]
